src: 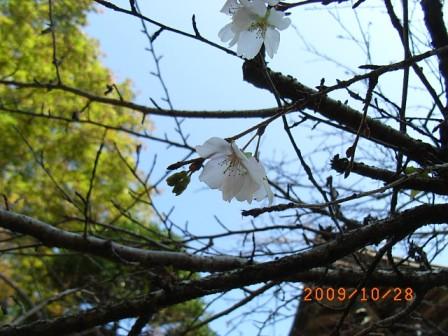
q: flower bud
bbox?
[166,171,191,196]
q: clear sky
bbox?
[85,1,444,334]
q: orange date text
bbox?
[302,287,414,302]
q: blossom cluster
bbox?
[219,0,291,59]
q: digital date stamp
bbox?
[303,287,415,302]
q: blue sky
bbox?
[84,1,445,334]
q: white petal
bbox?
[242,156,266,183]
[266,184,274,204]
[221,0,240,15]
[230,141,248,162]
[254,178,274,204]
[243,156,274,204]
[195,137,231,158]
[232,143,266,190]
[261,177,274,204]
[221,170,246,201]
[218,23,235,42]
[264,27,280,58]
[242,0,267,17]
[235,175,259,203]
[237,29,264,59]
[233,7,256,30]
[228,31,240,47]
[268,10,291,30]
[199,158,227,189]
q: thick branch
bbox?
[0,210,249,272]
[331,155,448,195]
[1,266,447,336]
[287,266,448,288]
[1,204,448,335]
[243,61,447,165]
[421,0,448,104]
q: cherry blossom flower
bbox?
[195,137,274,204]
[218,0,291,59]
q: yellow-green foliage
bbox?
[0,0,147,224]
[0,1,214,334]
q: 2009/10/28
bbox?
[302,287,415,302]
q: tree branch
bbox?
[0,79,278,119]
[0,210,250,272]
[243,54,448,166]
[421,0,448,105]
[1,203,448,335]
[331,155,448,196]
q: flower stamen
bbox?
[195,137,274,204]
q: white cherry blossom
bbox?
[195,137,274,204]
[218,0,291,59]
